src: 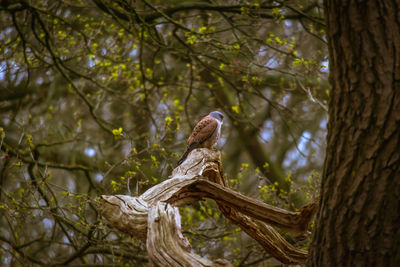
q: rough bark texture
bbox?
[308,1,400,266]
[99,148,317,265]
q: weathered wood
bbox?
[99,148,317,265]
[166,178,317,235]
[187,163,308,263]
[217,206,308,264]
[171,156,312,264]
[147,202,232,267]
[99,195,148,241]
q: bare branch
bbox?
[99,149,317,265]
[166,178,317,235]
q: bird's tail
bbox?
[176,142,200,167]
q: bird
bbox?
[176,111,224,166]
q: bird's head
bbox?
[209,111,224,123]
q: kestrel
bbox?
[176,111,224,166]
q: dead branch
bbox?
[147,202,232,266]
[166,178,317,235]
[99,148,317,265]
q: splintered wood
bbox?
[99,149,317,265]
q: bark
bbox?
[308,1,400,266]
[99,148,317,265]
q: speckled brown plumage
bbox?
[188,116,218,146]
[177,113,222,166]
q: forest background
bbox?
[1,0,340,265]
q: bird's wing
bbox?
[188,116,218,145]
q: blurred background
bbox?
[0,0,327,265]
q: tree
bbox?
[308,0,400,266]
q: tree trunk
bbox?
[308,1,400,266]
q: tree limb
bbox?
[99,148,317,265]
